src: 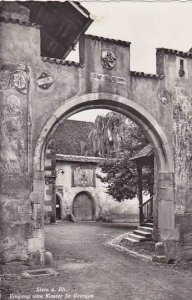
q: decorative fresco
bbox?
[0,61,29,175]
[72,166,95,187]
[173,87,192,210]
[0,61,29,94]
[157,88,171,105]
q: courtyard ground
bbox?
[1,222,192,300]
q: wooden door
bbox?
[73,193,93,221]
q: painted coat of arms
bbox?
[37,72,53,90]
[0,63,29,94]
[157,88,171,105]
[101,49,116,70]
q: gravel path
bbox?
[1,222,192,300]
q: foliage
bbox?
[97,157,138,202]
[94,112,154,202]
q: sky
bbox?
[69,1,192,122]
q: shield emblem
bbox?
[157,88,171,105]
[101,49,116,70]
[37,73,53,90]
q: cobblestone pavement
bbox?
[2,222,192,300]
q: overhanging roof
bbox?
[130,144,154,161]
[20,1,93,58]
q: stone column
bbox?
[29,171,45,264]
[153,173,179,263]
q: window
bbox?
[179,59,185,77]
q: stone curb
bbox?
[105,233,152,262]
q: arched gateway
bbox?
[33,93,175,263]
[0,3,191,264]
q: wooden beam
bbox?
[137,162,144,225]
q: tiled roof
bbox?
[85,34,131,47]
[41,57,83,67]
[130,144,154,161]
[0,16,40,28]
[157,48,192,58]
[131,71,164,79]
[51,120,94,156]
[56,154,105,164]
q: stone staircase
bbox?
[123,220,153,244]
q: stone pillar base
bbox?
[40,251,54,265]
[152,240,178,264]
[27,251,53,266]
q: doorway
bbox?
[73,192,94,221]
[56,194,61,220]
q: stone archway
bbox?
[32,92,176,262]
[34,93,173,173]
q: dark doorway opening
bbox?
[56,195,61,220]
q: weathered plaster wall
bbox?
[173,87,192,260]
[130,76,173,144]
[56,161,139,223]
[0,6,44,262]
[0,23,41,66]
[173,86,192,210]
[156,50,192,260]
[0,60,32,262]
[79,35,131,98]
[9,33,173,162]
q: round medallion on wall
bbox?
[157,88,171,105]
[7,95,21,112]
[37,72,53,90]
[101,49,116,70]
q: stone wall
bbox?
[0,60,32,262]
[156,49,192,260]
[173,86,192,260]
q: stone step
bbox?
[138,226,153,233]
[143,222,153,228]
[122,237,139,244]
[127,233,146,241]
[133,229,152,239]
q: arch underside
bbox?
[34,92,173,175]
